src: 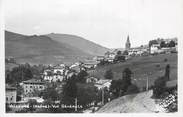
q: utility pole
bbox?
[146,75,149,91]
[21,65,23,81]
[75,97,77,112]
[102,88,104,105]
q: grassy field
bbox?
[88,53,177,88]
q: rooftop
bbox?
[95,79,112,85]
[6,84,16,90]
[22,79,45,84]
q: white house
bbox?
[6,85,17,103]
[94,79,112,90]
[43,64,67,82]
[22,79,46,97]
[83,60,98,69]
[86,77,99,83]
[150,44,160,54]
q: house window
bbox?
[6,97,8,101]
[30,86,32,88]
[39,86,42,89]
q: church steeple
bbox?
[125,35,131,50]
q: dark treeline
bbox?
[5,63,46,85]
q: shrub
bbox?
[104,69,113,79]
[164,58,168,62]
[153,76,167,98]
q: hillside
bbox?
[5,31,94,65]
[97,90,165,113]
[47,33,110,56]
[88,53,177,88]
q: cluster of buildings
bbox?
[5,61,100,104]
[150,38,178,54]
[41,64,68,82]
[94,36,178,64]
[93,35,149,63]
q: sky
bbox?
[3,0,183,48]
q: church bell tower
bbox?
[125,35,131,50]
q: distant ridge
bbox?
[5,30,110,65]
[47,33,110,56]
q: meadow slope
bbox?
[88,53,177,88]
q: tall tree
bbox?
[122,68,132,86]
[110,79,127,97]
[153,76,167,98]
[62,75,77,105]
[165,64,170,80]
[77,70,88,83]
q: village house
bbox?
[65,70,77,79]
[22,79,46,97]
[83,60,98,69]
[42,64,67,82]
[94,79,112,90]
[69,62,85,73]
[86,76,99,83]
[93,56,105,62]
[6,85,17,103]
[150,43,161,54]
[104,51,116,62]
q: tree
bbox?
[109,68,133,98]
[149,40,158,47]
[6,64,33,84]
[153,76,167,98]
[76,83,98,108]
[27,99,37,112]
[169,40,176,47]
[98,59,110,66]
[104,69,113,79]
[165,64,170,80]
[41,85,60,101]
[62,76,77,105]
[77,70,88,83]
[160,41,166,48]
[110,79,127,98]
[117,50,122,55]
[110,80,122,98]
[114,55,125,62]
[122,68,132,86]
